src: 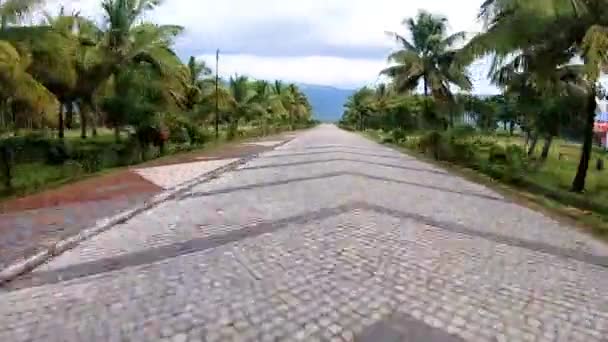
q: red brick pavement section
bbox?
[0,171,161,269]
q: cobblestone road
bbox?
[1,124,608,341]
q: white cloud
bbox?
[45,0,496,92]
[52,0,485,49]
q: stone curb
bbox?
[0,138,295,285]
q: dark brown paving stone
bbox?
[356,313,464,342]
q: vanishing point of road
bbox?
[1,124,607,341]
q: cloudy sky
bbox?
[51,0,497,93]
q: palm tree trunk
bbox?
[65,102,74,129]
[527,133,538,156]
[423,75,429,128]
[80,104,88,139]
[58,102,65,139]
[91,106,98,137]
[509,121,515,135]
[114,126,120,142]
[449,107,454,128]
[572,88,597,192]
[540,135,553,161]
[359,112,363,130]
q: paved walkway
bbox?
[1,125,608,341]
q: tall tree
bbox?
[225,75,263,139]
[381,10,472,128]
[466,0,608,192]
[186,56,211,107]
[99,0,184,140]
[343,87,375,130]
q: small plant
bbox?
[391,129,407,143]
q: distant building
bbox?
[594,97,608,148]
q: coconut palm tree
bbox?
[173,56,212,112]
[343,87,375,130]
[0,0,69,134]
[0,40,55,130]
[225,75,264,139]
[96,0,184,140]
[380,11,472,127]
[466,0,608,191]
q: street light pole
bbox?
[215,49,220,140]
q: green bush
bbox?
[448,141,477,165]
[185,125,209,145]
[479,143,528,183]
[418,131,443,159]
[46,141,72,165]
[70,145,110,172]
[391,129,407,143]
[488,145,507,163]
[164,113,208,145]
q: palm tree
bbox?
[343,87,375,130]
[466,0,608,191]
[186,56,211,107]
[381,11,472,128]
[43,8,99,136]
[0,0,69,135]
[251,80,274,133]
[0,40,55,130]
[98,0,184,141]
[373,83,392,114]
[285,83,300,129]
[225,75,263,139]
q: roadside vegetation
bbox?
[0,0,317,199]
[340,2,608,237]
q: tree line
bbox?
[0,0,314,142]
[341,1,608,193]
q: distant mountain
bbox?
[298,83,354,122]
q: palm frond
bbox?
[384,31,416,51]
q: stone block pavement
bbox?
[1,124,607,341]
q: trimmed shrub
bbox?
[46,141,72,165]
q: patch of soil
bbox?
[0,171,161,214]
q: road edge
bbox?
[0,137,297,285]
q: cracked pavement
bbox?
[1,124,607,341]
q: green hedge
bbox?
[0,132,202,191]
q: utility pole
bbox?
[215,49,220,140]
